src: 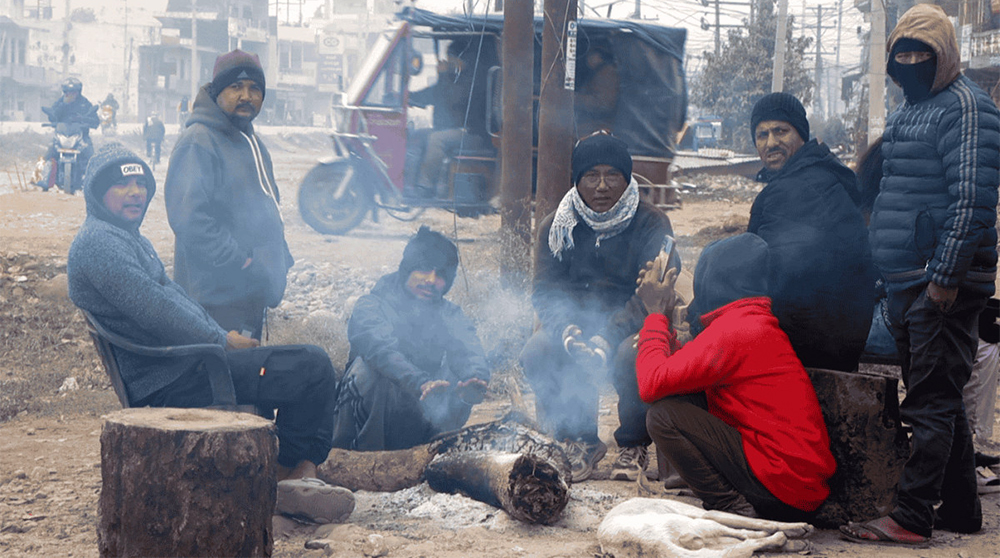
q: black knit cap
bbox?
[572,132,632,186]
[750,92,809,143]
[210,49,266,100]
[399,226,460,294]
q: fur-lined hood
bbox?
[887,4,961,95]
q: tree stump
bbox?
[98,408,278,557]
[807,368,910,527]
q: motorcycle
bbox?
[40,121,90,194]
[99,104,117,136]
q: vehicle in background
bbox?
[98,104,117,136]
[298,7,687,236]
[38,121,88,194]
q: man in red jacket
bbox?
[635,233,836,520]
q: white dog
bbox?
[598,498,813,558]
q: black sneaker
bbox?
[563,438,608,483]
[610,445,649,481]
[975,451,1000,468]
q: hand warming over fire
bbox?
[420,379,451,401]
[226,330,260,350]
[637,254,678,316]
[456,378,488,404]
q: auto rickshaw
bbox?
[298,7,687,236]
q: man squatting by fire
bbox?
[634,234,836,521]
[333,226,491,451]
[67,143,354,524]
[521,132,677,482]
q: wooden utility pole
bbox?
[772,0,788,91]
[815,5,823,119]
[868,0,886,144]
[534,0,577,228]
[834,0,843,115]
[499,0,534,278]
[190,0,198,106]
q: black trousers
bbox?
[646,395,809,521]
[137,344,338,469]
[203,302,266,341]
[885,285,984,536]
[519,329,650,448]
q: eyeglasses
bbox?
[580,169,626,188]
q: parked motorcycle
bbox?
[99,104,117,136]
[39,121,90,194]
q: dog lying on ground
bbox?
[598,497,813,558]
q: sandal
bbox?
[839,516,929,547]
[977,466,1000,494]
[276,477,355,524]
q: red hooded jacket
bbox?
[637,297,836,511]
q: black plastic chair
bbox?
[81,309,254,413]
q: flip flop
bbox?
[977,466,1000,494]
[839,516,929,547]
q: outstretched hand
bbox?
[226,330,259,350]
[456,378,488,405]
[420,379,451,401]
[636,253,679,316]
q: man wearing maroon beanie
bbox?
[164,49,292,340]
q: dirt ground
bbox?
[1,129,998,557]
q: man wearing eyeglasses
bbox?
[521,132,676,483]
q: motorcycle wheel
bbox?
[298,161,373,235]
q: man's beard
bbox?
[227,103,258,128]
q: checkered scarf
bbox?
[548,178,640,261]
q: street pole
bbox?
[535,0,577,229]
[772,0,788,92]
[814,5,823,119]
[190,0,198,108]
[714,0,721,56]
[868,0,886,145]
[499,0,534,280]
[834,0,843,115]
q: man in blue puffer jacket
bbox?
[841,4,1000,546]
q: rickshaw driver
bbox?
[406,39,490,198]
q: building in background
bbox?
[0,15,49,121]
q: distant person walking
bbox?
[142,112,165,165]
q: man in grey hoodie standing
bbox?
[164,49,292,340]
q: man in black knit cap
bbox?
[332,226,491,451]
[743,92,874,373]
[164,49,292,341]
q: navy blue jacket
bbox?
[750,139,875,371]
[873,74,1000,296]
[347,272,490,397]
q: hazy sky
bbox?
[409,0,868,77]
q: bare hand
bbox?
[242,257,253,270]
[926,282,958,312]
[637,254,678,315]
[420,379,451,401]
[456,378,488,404]
[226,330,259,350]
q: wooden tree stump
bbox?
[98,408,278,558]
[807,368,909,527]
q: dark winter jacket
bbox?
[143,117,165,142]
[636,232,835,512]
[873,4,1000,296]
[749,139,874,371]
[533,200,674,351]
[164,84,293,310]
[347,272,490,397]
[68,144,228,402]
[43,94,99,136]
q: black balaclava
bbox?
[888,38,937,104]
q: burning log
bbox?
[425,450,570,525]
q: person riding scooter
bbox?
[39,78,99,191]
[99,93,119,134]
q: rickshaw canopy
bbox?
[397,7,687,159]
